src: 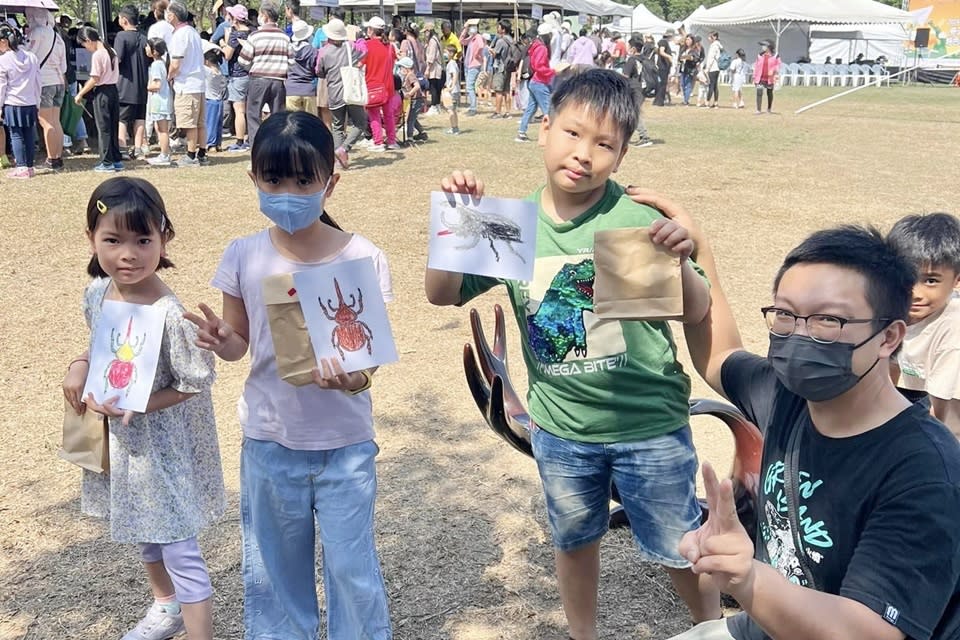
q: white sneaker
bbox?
[147,153,172,166]
[121,603,185,640]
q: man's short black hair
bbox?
[887,212,960,274]
[548,67,638,147]
[118,4,139,24]
[498,19,510,33]
[774,225,917,326]
[286,0,300,13]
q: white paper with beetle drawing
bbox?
[292,257,398,374]
[428,191,538,281]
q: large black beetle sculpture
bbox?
[463,305,763,533]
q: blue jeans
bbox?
[465,66,480,112]
[681,73,694,104]
[530,424,701,567]
[241,438,392,640]
[406,97,424,139]
[205,98,223,148]
[518,80,551,135]
[9,123,36,168]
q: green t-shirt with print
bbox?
[460,180,701,443]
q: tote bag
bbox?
[341,42,368,106]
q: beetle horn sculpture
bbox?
[463,305,764,533]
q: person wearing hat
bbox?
[316,18,369,167]
[652,27,674,106]
[284,19,316,114]
[221,3,255,151]
[514,22,554,143]
[753,39,780,114]
[460,18,485,115]
[361,15,398,150]
[24,7,67,170]
[237,2,294,144]
[397,55,427,142]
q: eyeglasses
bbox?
[760,306,882,344]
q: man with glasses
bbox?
[632,192,960,640]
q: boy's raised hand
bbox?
[184,303,235,353]
[678,462,756,597]
[440,169,485,202]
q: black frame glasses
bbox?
[760,306,880,344]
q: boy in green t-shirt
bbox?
[425,68,720,639]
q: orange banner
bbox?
[910,0,960,57]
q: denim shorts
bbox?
[228,75,250,102]
[40,84,65,108]
[530,424,701,567]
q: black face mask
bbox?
[767,329,884,402]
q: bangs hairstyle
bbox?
[887,212,960,274]
[86,177,175,278]
[549,67,638,147]
[250,111,342,230]
[773,225,916,328]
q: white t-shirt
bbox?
[147,19,174,46]
[899,293,960,401]
[211,228,394,451]
[168,23,204,94]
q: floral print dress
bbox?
[80,278,226,544]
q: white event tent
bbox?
[603,3,675,35]
[688,0,914,63]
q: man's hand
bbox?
[679,462,756,599]
[649,217,695,261]
[626,186,704,259]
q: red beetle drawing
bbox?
[319,278,374,359]
[105,316,146,395]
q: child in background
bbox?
[202,44,228,152]
[145,38,173,166]
[888,212,960,439]
[62,177,225,640]
[729,48,746,109]
[425,68,720,640]
[397,56,426,143]
[0,24,41,179]
[443,43,460,135]
[186,111,392,640]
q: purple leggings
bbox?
[140,537,213,604]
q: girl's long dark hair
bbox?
[250,111,342,230]
[0,24,23,50]
[147,36,169,69]
[77,26,116,66]
[86,177,175,278]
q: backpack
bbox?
[504,36,523,73]
[718,51,732,71]
[415,70,429,91]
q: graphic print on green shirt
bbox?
[460,180,704,444]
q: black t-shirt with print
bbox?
[720,351,960,640]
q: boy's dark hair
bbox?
[887,212,960,274]
[86,177,175,278]
[119,4,139,25]
[498,19,511,33]
[250,110,342,231]
[548,67,638,146]
[773,225,916,327]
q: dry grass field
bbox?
[1,84,958,640]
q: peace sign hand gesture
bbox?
[679,462,757,600]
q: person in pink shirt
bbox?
[460,18,485,115]
[75,26,124,172]
[514,23,555,143]
[753,39,780,115]
[565,27,597,66]
[0,24,41,179]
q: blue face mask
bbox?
[257,179,331,234]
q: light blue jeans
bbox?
[681,73,694,104]
[241,437,392,640]
[465,66,480,112]
[518,80,552,136]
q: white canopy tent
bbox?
[602,3,674,36]
[688,0,914,62]
[808,23,909,66]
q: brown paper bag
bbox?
[593,227,684,321]
[263,273,318,386]
[59,401,110,474]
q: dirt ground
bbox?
[1,86,958,640]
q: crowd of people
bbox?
[0,3,801,180]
